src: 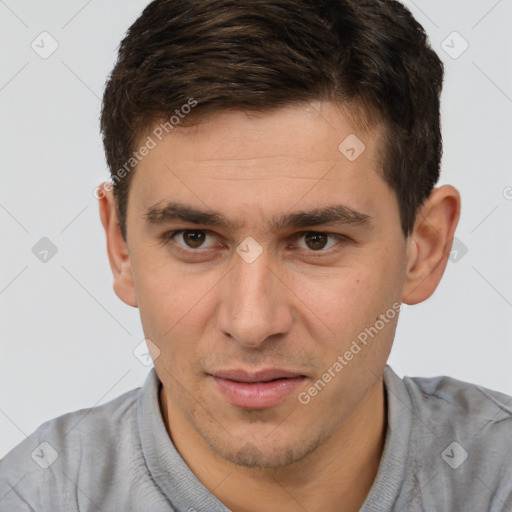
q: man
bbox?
[1,0,511,510]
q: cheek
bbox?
[130,250,220,348]
[292,256,403,348]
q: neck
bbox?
[160,378,387,512]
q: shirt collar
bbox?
[137,365,411,512]
[137,368,230,512]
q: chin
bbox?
[203,428,324,469]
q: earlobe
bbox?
[402,185,461,305]
[98,183,138,308]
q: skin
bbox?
[99,101,460,512]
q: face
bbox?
[124,102,409,468]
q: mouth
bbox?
[209,369,307,409]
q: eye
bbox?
[295,232,341,251]
[170,230,217,249]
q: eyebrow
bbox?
[144,202,372,231]
[144,202,241,229]
[271,205,372,230]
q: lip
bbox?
[210,368,307,409]
[213,368,305,383]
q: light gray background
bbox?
[1,0,511,459]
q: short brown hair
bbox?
[100,0,444,238]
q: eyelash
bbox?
[162,229,348,256]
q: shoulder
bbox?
[402,371,512,441]
[386,368,512,510]
[0,385,141,510]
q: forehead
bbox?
[129,101,395,227]
[144,101,382,171]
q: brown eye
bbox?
[304,232,329,250]
[181,230,206,248]
[295,232,341,252]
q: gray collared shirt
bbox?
[1,366,511,511]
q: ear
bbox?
[98,183,138,307]
[402,185,461,305]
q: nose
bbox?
[216,250,293,348]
